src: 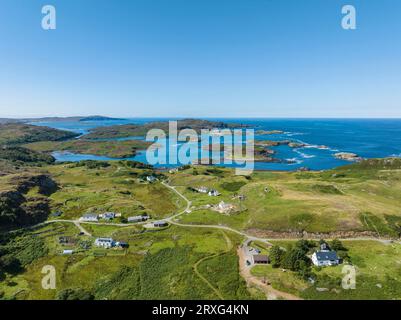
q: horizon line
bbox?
[2,115,401,120]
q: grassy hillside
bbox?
[251,240,401,300]
[45,161,184,220]
[0,146,55,164]
[0,225,255,300]
[25,139,151,159]
[168,159,401,236]
[0,123,79,145]
[1,157,401,300]
[0,172,58,228]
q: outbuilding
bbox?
[252,255,270,264]
[79,213,99,222]
[153,221,168,228]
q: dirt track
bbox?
[237,246,302,300]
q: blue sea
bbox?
[31,118,401,171]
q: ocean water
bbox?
[31,118,401,171]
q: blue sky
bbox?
[0,0,401,118]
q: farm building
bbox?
[58,236,76,246]
[208,189,221,197]
[252,255,270,264]
[213,201,236,214]
[100,212,116,220]
[195,186,209,193]
[62,250,74,255]
[153,221,168,228]
[79,213,98,222]
[128,215,150,223]
[116,241,129,248]
[94,238,115,249]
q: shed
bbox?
[252,255,269,264]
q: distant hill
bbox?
[0,115,125,123]
[83,118,250,139]
[0,123,79,145]
[25,115,125,122]
[78,115,126,122]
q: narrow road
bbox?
[162,181,192,221]
[38,219,93,237]
[18,181,399,245]
[73,221,92,236]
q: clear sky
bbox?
[0,0,401,118]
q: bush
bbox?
[0,146,55,164]
[73,160,110,169]
[56,288,94,300]
[269,245,285,268]
[94,266,141,300]
[220,181,246,192]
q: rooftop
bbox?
[315,251,339,261]
[253,255,269,263]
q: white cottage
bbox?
[312,251,340,267]
[94,238,115,249]
[79,213,99,222]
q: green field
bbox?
[0,224,258,300]
[24,139,151,159]
[251,240,401,300]
[168,161,401,236]
[45,162,185,220]
[1,157,401,300]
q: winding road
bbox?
[21,180,398,300]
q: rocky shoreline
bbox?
[334,152,363,161]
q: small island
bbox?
[256,130,284,135]
[334,152,362,161]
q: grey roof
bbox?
[154,220,168,225]
[83,213,98,218]
[253,255,269,262]
[315,251,339,261]
[96,237,114,242]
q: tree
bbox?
[295,239,316,254]
[330,239,347,252]
[56,288,94,300]
[281,242,312,272]
[297,260,313,280]
[269,245,285,268]
[0,255,22,274]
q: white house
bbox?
[101,212,116,220]
[312,251,340,267]
[208,189,221,197]
[79,213,98,222]
[195,186,209,194]
[146,176,157,183]
[94,238,115,249]
[128,215,150,223]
